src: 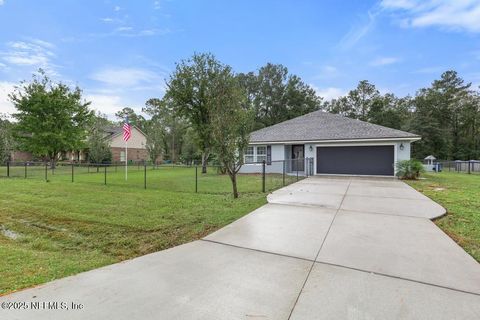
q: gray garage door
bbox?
[316,145,394,176]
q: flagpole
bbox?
[125,140,128,181]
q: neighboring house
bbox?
[104,125,149,163]
[9,126,151,163]
[240,110,420,176]
[66,125,150,163]
[10,150,34,162]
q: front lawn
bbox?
[406,172,480,262]
[0,166,291,295]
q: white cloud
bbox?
[85,94,123,116]
[115,26,133,32]
[85,93,146,120]
[369,56,400,66]
[338,9,379,49]
[154,1,161,9]
[381,0,480,33]
[312,86,346,100]
[0,81,16,115]
[90,67,161,88]
[114,6,121,11]
[101,17,115,23]
[0,0,4,6]
[0,39,57,74]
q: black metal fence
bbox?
[0,159,314,194]
[436,160,480,174]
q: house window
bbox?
[120,151,126,162]
[256,146,267,163]
[244,145,267,163]
[244,146,254,163]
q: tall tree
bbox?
[87,113,112,164]
[180,127,201,165]
[210,71,253,198]
[409,71,475,159]
[165,53,228,173]
[144,119,164,166]
[115,107,146,131]
[326,80,380,121]
[144,98,187,163]
[10,69,93,165]
[238,63,322,129]
[0,115,14,164]
[367,94,412,130]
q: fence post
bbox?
[45,162,48,181]
[71,162,74,182]
[282,160,285,186]
[144,163,147,189]
[195,165,198,193]
[262,160,266,192]
[296,159,299,181]
[468,161,471,174]
[6,161,9,178]
[104,165,107,185]
[25,162,27,179]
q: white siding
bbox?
[271,144,284,161]
[395,141,411,162]
[239,140,414,175]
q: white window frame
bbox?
[244,145,267,163]
[256,146,267,163]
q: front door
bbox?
[291,145,304,171]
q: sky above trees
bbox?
[0,0,480,118]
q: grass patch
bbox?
[406,172,480,262]
[0,166,296,294]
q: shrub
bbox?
[396,159,425,180]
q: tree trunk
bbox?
[229,171,239,198]
[201,152,208,174]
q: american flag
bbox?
[123,118,131,142]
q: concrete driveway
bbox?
[2,177,480,319]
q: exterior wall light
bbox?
[309,145,313,152]
[400,143,404,151]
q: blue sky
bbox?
[1,0,480,119]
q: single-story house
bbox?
[240,110,420,176]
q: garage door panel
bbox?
[316,146,394,176]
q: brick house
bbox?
[106,126,149,163]
[10,125,153,163]
[66,125,151,163]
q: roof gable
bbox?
[250,110,419,143]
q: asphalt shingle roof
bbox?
[250,110,419,143]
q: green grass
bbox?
[0,166,299,294]
[406,172,480,262]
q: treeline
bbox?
[324,71,480,160]
[1,54,479,170]
[126,66,480,162]
[111,57,323,166]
